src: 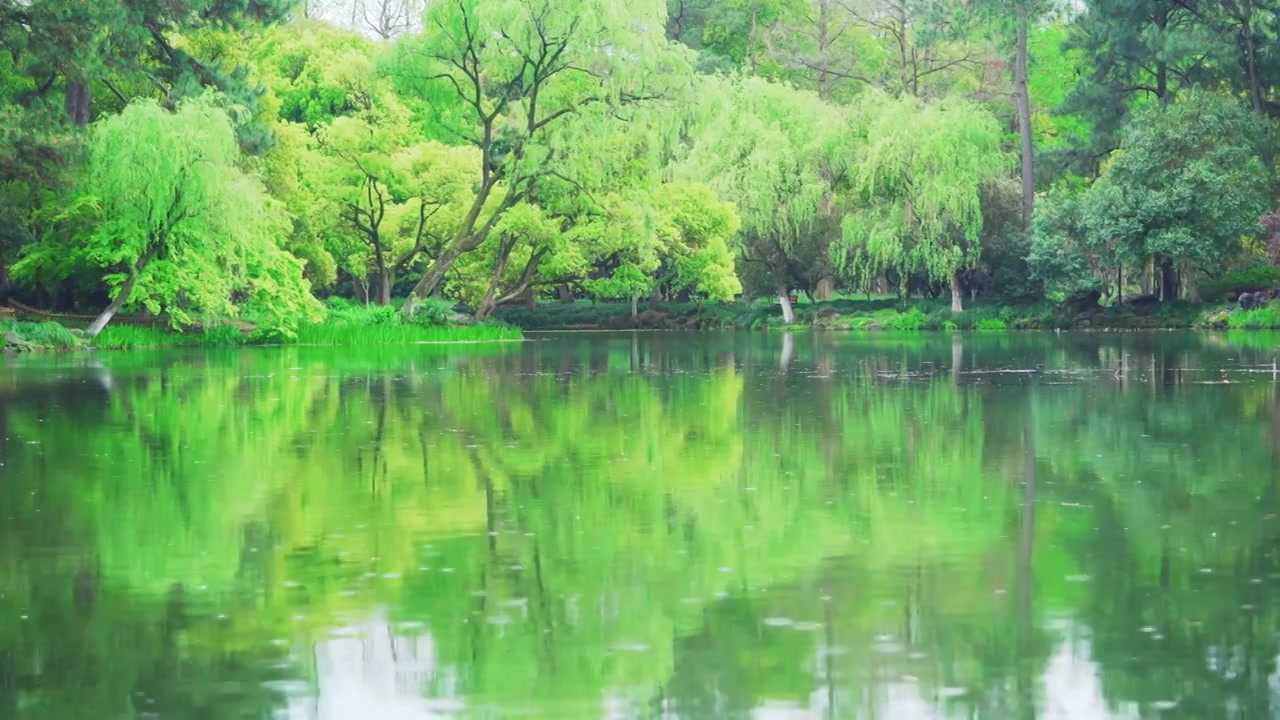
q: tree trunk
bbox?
[777,287,796,324]
[875,274,889,296]
[630,295,639,319]
[1242,2,1263,112]
[86,267,145,338]
[475,243,515,321]
[475,294,499,322]
[558,283,574,303]
[1183,263,1200,303]
[1013,3,1035,228]
[895,4,911,96]
[64,79,91,126]
[404,243,467,314]
[815,0,835,100]
[353,276,369,305]
[816,275,835,300]
[378,270,393,306]
[1160,258,1178,302]
[950,271,964,313]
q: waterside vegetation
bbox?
[7,2,1280,345]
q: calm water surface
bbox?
[3,331,1280,719]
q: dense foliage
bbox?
[5,0,1280,333]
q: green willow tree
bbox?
[388,0,691,313]
[12,97,321,336]
[568,183,742,316]
[686,74,849,323]
[841,93,1010,311]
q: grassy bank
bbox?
[493,296,1225,332]
[2,299,521,352]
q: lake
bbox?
[2,331,1279,719]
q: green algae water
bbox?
[3,331,1280,719]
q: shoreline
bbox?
[492,297,1279,333]
[9,295,1280,353]
[1,318,524,354]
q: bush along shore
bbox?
[492,293,1280,333]
[0,298,521,353]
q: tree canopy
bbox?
[12,96,321,336]
[3,0,1280,328]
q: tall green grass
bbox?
[291,322,520,345]
[287,297,520,345]
[94,325,244,349]
[93,319,519,348]
[87,296,522,348]
[1226,302,1280,329]
[1,320,79,349]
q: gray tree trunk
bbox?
[404,244,465,314]
[1013,3,1035,227]
[378,270,393,306]
[86,271,143,338]
[777,292,796,324]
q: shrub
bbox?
[975,318,1009,330]
[327,302,398,326]
[1202,265,1280,301]
[1199,308,1233,329]
[882,308,928,330]
[405,298,457,328]
[5,321,79,348]
[323,295,357,311]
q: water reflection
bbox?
[3,332,1280,718]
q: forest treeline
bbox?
[3,0,1280,336]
